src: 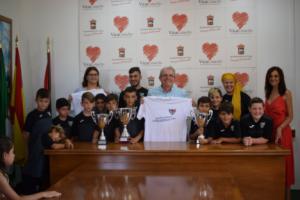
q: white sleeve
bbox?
[185,98,193,118]
[137,100,146,120]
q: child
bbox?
[208,87,223,121]
[52,98,73,138]
[22,88,53,194]
[189,96,213,142]
[42,125,74,149]
[0,137,61,199]
[71,92,100,143]
[100,94,121,143]
[202,102,241,144]
[240,97,273,146]
[94,93,107,115]
[116,87,144,144]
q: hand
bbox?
[243,137,253,146]
[68,95,73,102]
[275,127,282,144]
[140,97,144,105]
[198,138,209,145]
[42,191,61,198]
[129,137,139,144]
[114,138,120,143]
[211,138,223,144]
[65,139,74,149]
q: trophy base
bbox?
[119,137,129,144]
[98,140,107,145]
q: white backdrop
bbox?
[79,0,257,99]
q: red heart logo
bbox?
[232,12,248,29]
[86,46,101,63]
[175,73,188,88]
[89,0,97,5]
[114,74,129,91]
[114,16,129,33]
[202,42,218,60]
[143,44,158,62]
[234,72,249,87]
[172,14,188,31]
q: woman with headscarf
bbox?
[221,73,251,120]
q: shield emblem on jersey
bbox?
[260,122,265,128]
[68,121,73,127]
[169,108,176,115]
[230,125,235,131]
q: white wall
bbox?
[1,0,299,188]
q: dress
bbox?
[265,95,294,187]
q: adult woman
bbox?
[264,66,294,188]
[221,73,251,120]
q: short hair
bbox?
[197,96,211,106]
[81,92,95,103]
[106,93,119,103]
[56,98,70,109]
[124,87,137,95]
[208,87,223,99]
[159,66,176,78]
[95,93,106,102]
[129,67,141,74]
[219,102,234,114]
[36,88,50,100]
[249,97,264,107]
[49,125,65,138]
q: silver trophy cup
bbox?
[97,113,113,145]
[191,109,213,143]
[117,107,137,143]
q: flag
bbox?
[10,41,26,163]
[0,44,8,136]
[43,38,51,112]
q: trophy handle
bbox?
[91,111,97,125]
[107,111,114,124]
[205,109,214,126]
[130,107,137,120]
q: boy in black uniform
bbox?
[189,96,213,143]
[240,97,273,146]
[119,67,148,107]
[71,92,100,143]
[94,93,107,114]
[202,102,241,144]
[22,88,52,194]
[116,87,144,144]
[52,98,73,138]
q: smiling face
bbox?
[86,69,99,86]
[36,97,50,112]
[129,71,142,88]
[197,103,210,114]
[222,79,235,95]
[219,111,233,126]
[268,70,280,88]
[159,68,175,90]
[209,92,223,109]
[249,103,264,121]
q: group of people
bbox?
[0,65,295,199]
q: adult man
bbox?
[119,67,148,107]
[148,66,188,97]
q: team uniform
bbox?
[52,116,74,138]
[240,114,272,140]
[207,119,241,139]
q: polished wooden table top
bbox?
[48,166,244,200]
[45,142,289,156]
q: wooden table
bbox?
[45,142,289,200]
[48,166,244,200]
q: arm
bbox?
[114,128,121,143]
[276,90,293,143]
[243,137,269,146]
[129,130,144,144]
[92,130,99,144]
[212,137,241,144]
[189,127,204,140]
[0,174,61,200]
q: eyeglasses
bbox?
[88,73,98,77]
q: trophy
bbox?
[117,107,137,143]
[191,109,213,143]
[97,113,113,145]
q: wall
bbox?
[0,0,299,188]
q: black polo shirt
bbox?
[52,116,74,138]
[207,119,241,139]
[23,109,52,133]
[118,117,144,140]
[240,114,272,140]
[71,112,100,142]
[103,117,121,143]
[223,91,251,117]
[119,87,148,108]
[189,119,214,139]
[42,133,55,149]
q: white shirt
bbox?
[137,96,193,142]
[71,88,106,115]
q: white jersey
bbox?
[137,96,193,142]
[71,88,106,115]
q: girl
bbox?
[208,87,223,121]
[0,137,61,199]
